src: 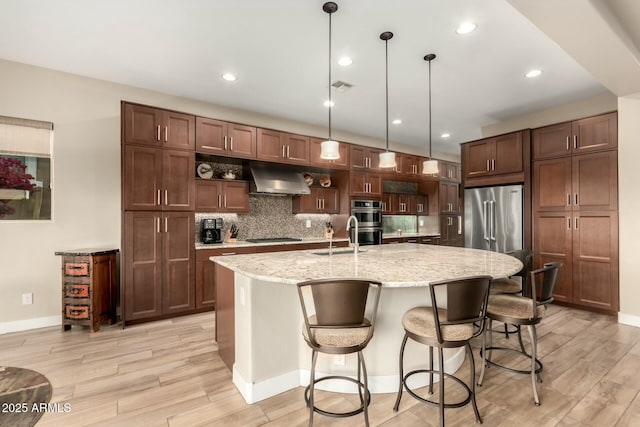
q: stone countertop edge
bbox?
[210,243,523,288]
[195,237,350,250]
[55,248,120,256]
[382,232,441,239]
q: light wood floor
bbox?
[2,305,640,426]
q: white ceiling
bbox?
[1,0,633,156]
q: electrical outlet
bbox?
[334,355,345,365]
[22,293,33,305]
[306,219,312,228]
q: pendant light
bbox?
[378,31,397,169]
[320,2,340,160]
[422,53,439,174]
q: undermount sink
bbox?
[311,248,367,256]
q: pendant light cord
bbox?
[328,11,332,141]
[428,58,432,158]
[385,38,389,152]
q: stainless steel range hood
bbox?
[250,167,311,195]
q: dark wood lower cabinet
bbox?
[123,211,194,323]
[534,210,618,313]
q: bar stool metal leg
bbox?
[438,347,445,427]
[360,351,370,426]
[309,350,318,427]
[429,346,434,394]
[527,325,540,406]
[467,342,482,423]
[393,333,409,411]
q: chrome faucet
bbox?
[346,215,359,253]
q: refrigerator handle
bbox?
[490,201,496,241]
[483,201,489,241]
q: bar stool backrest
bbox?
[429,275,492,343]
[531,262,562,307]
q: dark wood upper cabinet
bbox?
[196,118,257,159]
[350,145,383,171]
[256,129,309,165]
[162,150,195,211]
[532,112,617,160]
[437,161,460,182]
[439,182,459,214]
[195,180,249,213]
[462,131,523,179]
[292,187,339,214]
[350,172,382,197]
[309,138,350,169]
[123,103,195,150]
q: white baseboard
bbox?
[233,366,301,404]
[618,312,640,328]
[0,315,60,335]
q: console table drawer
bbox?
[64,283,90,298]
[64,262,90,277]
[64,305,90,320]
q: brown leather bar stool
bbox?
[297,278,382,427]
[490,249,533,342]
[478,262,562,406]
[393,275,492,426]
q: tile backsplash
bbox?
[196,194,331,242]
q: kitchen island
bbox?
[211,243,521,404]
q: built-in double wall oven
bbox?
[350,200,383,245]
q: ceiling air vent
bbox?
[331,80,354,93]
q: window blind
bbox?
[0,116,53,158]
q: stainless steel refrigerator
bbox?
[464,184,523,252]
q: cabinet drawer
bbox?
[64,262,90,277]
[64,305,90,320]
[64,283,90,298]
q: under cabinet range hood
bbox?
[249,167,311,195]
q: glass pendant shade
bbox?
[422,159,439,174]
[320,139,340,159]
[379,151,397,168]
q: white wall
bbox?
[0,59,453,331]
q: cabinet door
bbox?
[493,132,523,175]
[257,128,284,162]
[350,145,368,169]
[572,211,618,311]
[439,182,458,213]
[123,103,162,146]
[309,138,350,169]
[381,193,394,214]
[533,157,572,212]
[463,140,491,177]
[572,151,618,211]
[367,148,383,170]
[162,212,195,314]
[196,117,227,154]
[162,110,195,150]
[196,250,216,309]
[222,181,250,213]
[283,133,309,165]
[123,145,162,210]
[572,112,617,155]
[367,173,383,196]
[397,194,411,214]
[228,124,257,159]
[532,121,572,160]
[415,195,428,215]
[320,187,339,213]
[293,188,321,213]
[533,212,573,303]
[162,149,195,211]
[195,180,222,212]
[123,212,162,321]
[350,172,367,196]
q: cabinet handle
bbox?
[573,135,577,149]
[222,252,237,256]
[567,193,571,206]
[407,239,417,243]
[575,193,578,205]
[567,217,571,230]
[157,189,161,206]
[156,125,161,141]
[316,198,320,210]
[218,194,222,207]
[224,195,227,208]
[230,137,234,151]
[566,136,570,151]
[224,135,228,150]
[382,202,386,211]
[201,145,218,150]
[282,145,285,158]
[164,126,168,143]
[492,159,496,171]
[287,145,290,158]
[165,217,168,233]
[157,216,160,233]
[322,199,325,210]
[486,159,490,172]
[575,217,579,229]
[164,190,168,206]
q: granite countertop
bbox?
[195,237,350,250]
[383,232,441,239]
[211,243,522,287]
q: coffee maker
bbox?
[201,218,223,244]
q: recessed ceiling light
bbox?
[392,119,402,125]
[323,100,335,108]
[338,56,352,66]
[222,73,237,82]
[441,133,450,138]
[526,69,543,78]
[456,22,477,35]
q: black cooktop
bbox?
[245,237,303,243]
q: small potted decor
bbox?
[0,157,36,218]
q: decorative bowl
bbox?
[223,171,236,180]
[303,173,314,186]
[319,176,331,187]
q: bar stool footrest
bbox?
[305,375,371,418]
[403,369,472,409]
[482,346,543,375]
